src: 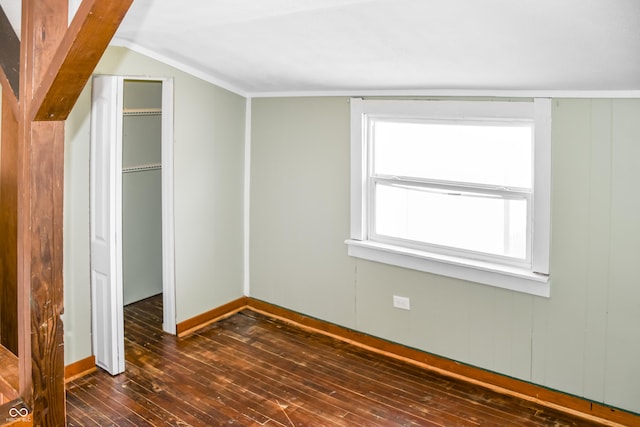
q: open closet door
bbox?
[90,75,125,375]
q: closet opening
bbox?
[122,80,164,308]
[90,75,175,376]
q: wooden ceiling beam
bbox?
[31,0,133,121]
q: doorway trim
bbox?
[158,76,176,335]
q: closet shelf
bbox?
[123,163,162,173]
[123,108,162,116]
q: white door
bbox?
[90,75,125,375]
[90,75,176,375]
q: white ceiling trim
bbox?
[110,37,250,98]
[248,89,640,99]
[107,38,640,100]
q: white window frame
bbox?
[346,98,551,297]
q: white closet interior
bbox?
[122,80,163,305]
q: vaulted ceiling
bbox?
[2,0,640,96]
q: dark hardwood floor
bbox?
[66,296,602,426]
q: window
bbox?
[346,99,551,297]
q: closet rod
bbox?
[123,108,162,116]
[122,163,162,173]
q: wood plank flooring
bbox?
[66,296,603,426]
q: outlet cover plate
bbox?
[393,295,411,310]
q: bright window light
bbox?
[371,119,532,264]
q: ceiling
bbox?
[2,0,640,96]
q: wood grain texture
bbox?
[0,90,19,356]
[64,356,97,384]
[6,1,133,424]
[247,298,639,427]
[16,6,69,424]
[66,296,607,426]
[0,346,19,401]
[23,121,66,427]
[0,5,19,98]
[31,0,134,121]
[174,297,639,426]
[176,297,248,336]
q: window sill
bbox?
[345,239,550,297]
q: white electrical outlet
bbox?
[393,295,411,310]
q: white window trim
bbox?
[346,98,551,298]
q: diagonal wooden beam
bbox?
[0,4,20,112]
[31,0,133,121]
[0,55,19,127]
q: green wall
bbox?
[249,97,640,413]
[63,47,246,365]
[60,47,640,414]
[250,98,355,326]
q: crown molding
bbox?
[109,38,249,97]
[108,40,640,100]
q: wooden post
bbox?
[0,0,132,424]
[0,0,20,358]
[0,88,19,357]
[17,2,69,424]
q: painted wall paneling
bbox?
[249,97,640,415]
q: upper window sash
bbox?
[369,117,534,189]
